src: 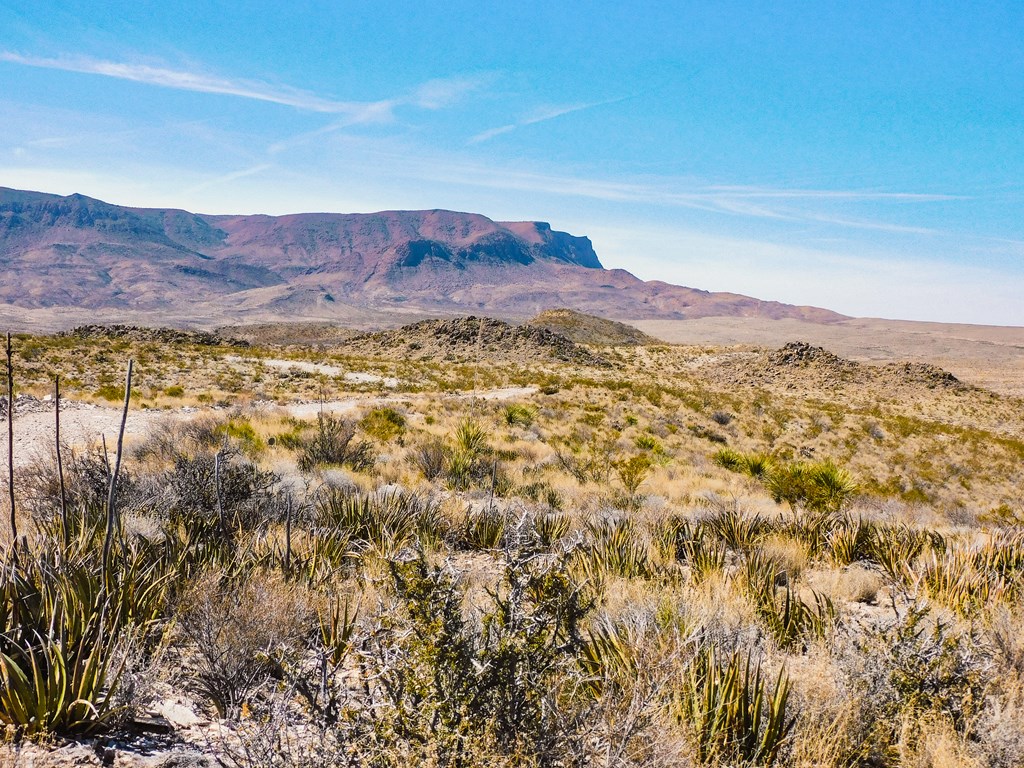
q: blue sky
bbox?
[1,1,1022,324]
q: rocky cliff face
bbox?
[0,187,845,324]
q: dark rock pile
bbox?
[0,393,51,418]
[59,325,248,347]
[348,316,607,366]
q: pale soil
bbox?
[631,316,1024,397]
[0,386,539,470]
[225,355,401,387]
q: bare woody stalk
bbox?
[55,375,68,543]
[6,332,15,546]
[214,445,227,539]
[102,359,133,579]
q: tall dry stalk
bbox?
[102,359,133,578]
[55,375,68,543]
[5,332,15,546]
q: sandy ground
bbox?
[632,317,1024,397]
[226,356,401,387]
[0,386,539,470]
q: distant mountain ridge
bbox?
[0,186,845,324]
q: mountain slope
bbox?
[0,187,845,324]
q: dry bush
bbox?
[894,713,983,768]
[176,570,315,719]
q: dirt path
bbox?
[0,386,539,469]
[225,356,401,388]
[278,385,538,419]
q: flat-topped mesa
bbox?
[0,186,846,323]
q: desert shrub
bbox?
[518,480,563,511]
[711,410,734,426]
[176,570,313,719]
[296,412,375,472]
[21,447,140,524]
[359,407,406,442]
[338,548,594,763]
[550,432,615,485]
[845,603,989,757]
[413,437,446,480]
[167,448,280,533]
[615,453,652,496]
[688,424,728,444]
[213,416,265,455]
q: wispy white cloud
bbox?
[468,98,624,144]
[0,51,488,122]
[183,163,274,195]
[378,150,952,232]
[0,51,390,115]
[705,185,961,202]
[412,74,493,109]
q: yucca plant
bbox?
[284,530,355,586]
[919,548,1004,615]
[671,644,795,765]
[764,460,857,515]
[461,506,507,550]
[742,453,776,480]
[534,511,572,547]
[502,403,537,427]
[781,509,836,558]
[318,598,357,668]
[577,517,652,581]
[578,619,637,697]
[707,504,770,552]
[869,524,928,585]
[827,516,875,565]
[712,448,745,472]
[743,551,835,649]
[316,488,437,557]
[688,539,728,584]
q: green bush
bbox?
[296,412,375,472]
[359,407,406,442]
[502,403,537,427]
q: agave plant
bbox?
[461,506,507,551]
[534,511,572,547]
[0,549,130,736]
